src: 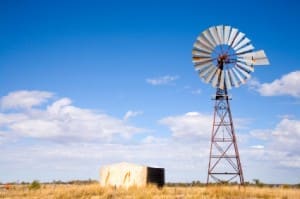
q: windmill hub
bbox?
[218,54,230,65]
[192,25,269,184]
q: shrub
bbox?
[29,180,41,190]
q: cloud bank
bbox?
[1,90,300,183]
[250,71,300,97]
[0,90,144,142]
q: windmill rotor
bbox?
[192,25,269,89]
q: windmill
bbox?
[192,25,269,184]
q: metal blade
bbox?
[192,57,213,67]
[199,64,214,77]
[204,67,217,83]
[225,70,232,90]
[194,61,211,71]
[192,48,211,58]
[211,68,221,88]
[219,70,225,89]
[229,69,239,87]
[209,26,221,45]
[192,57,212,63]
[235,64,251,78]
[223,26,231,45]
[232,67,245,85]
[227,28,238,46]
[198,35,215,51]
[198,65,210,75]
[193,42,212,54]
[231,32,245,49]
[233,37,250,51]
[203,29,217,47]
[216,25,224,44]
[197,34,215,50]
[236,44,254,54]
[238,50,269,65]
[236,61,254,72]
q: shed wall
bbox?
[100,163,165,188]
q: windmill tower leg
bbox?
[207,88,244,184]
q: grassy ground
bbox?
[1,183,299,199]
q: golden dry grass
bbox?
[1,183,299,199]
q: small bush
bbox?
[29,180,41,190]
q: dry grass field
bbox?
[1,183,300,199]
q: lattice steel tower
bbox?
[191,25,269,184]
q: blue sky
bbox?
[0,0,300,184]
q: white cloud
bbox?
[250,71,300,97]
[0,136,210,182]
[0,91,145,142]
[271,118,300,148]
[159,112,211,138]
[250,145,264,149]
[146,75,179,85]
[191,89,201,95]
[250,118,300,151]
[0,90,53,110]
[2,105,300,183]
[250,129,271,140]
[159,112,249,139]
[123,110,143,121]
[249,118,300,169]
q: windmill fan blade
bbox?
[236,61,254,72]
[232,67,245,85]
[192,49,211,58]
[193,58,213,71]
[203,29,217,47]
[193,42,212,54]
[229,69,239,87]
[225,70,232,90]
[197,35,215,51]
[199,64,214,77]
[209,26,222,45]
[216,25,224,44]
[193,56,209,66]
[238,50,269,65]
[192,57,213,63]
[235,64,251,79]
[231,32,245,49]
[223,26,231,45]
[227,28,238,46]
[194,61,211,71]
[205,67,217,83]
[233,37,250,51]
[236,44,254,54]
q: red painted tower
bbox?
[207,88,244,184]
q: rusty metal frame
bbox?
[207,87,244,184]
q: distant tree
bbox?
[253,179,263,187]
[29,180,41,190]
[244,181,251,185]
[191,180,201,186]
